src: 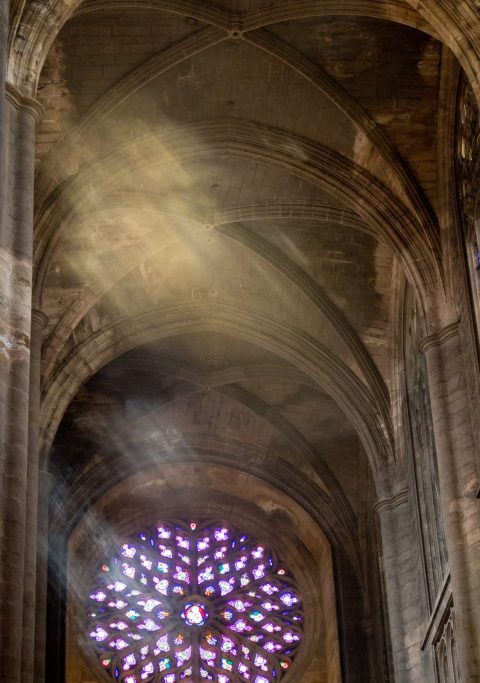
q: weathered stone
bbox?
[2,3,480,683]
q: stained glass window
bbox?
[456,73,480,359]
[87,520,303,682]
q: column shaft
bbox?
[376,490,433,683]
[0,86,42,681]
[34,469,54,683]
[22,310,48,683]
[422,324,480,681]
[0,2,7,210]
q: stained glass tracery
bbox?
[87,520,303,683]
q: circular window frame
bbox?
[67,462,341,683]
[86,518,304,683]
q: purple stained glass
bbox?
[86,520,303,682]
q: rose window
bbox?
[87,520,303,682]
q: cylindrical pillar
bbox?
[421,323,480,681]
[0,1,8,237]
[34,469,55,683]
[0,84,43,681]
[22,309,48,683]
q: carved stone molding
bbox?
[31,308,49,331]
[422,573,452,650]
[418,321,460,354]
[5,81,44,122]
[373,489,409,515]
[421,574,460,682]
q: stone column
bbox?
[34,469,54,683]
[0,2,8,218]
[22,309,48,683]
[375,488,433,683]
[421,323,480,681]
[0,84,43,681]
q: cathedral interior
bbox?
[1,1,480,682]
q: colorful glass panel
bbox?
[87,520,303,682]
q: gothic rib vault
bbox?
[1,2,480,683]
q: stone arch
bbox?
[63,461,348,682]
[8,0,440,96]
[56,431,361,570]
[37,204,389,421]
[40,300,395,480]
[58,360,358,537]
[402,0,480,108]
[33,120,443,322]
[10,0,480,113]
[32,17,434,233]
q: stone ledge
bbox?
[419,321,460,353]
[31,308,49,330]
[5,82,45,122]
[373,489,409,514]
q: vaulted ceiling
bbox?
[26,0,461,647]
[10,1,469,680]
[35,3,448,469]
